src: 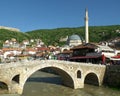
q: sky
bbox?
[0,0,120,32]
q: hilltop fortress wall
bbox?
[0,26,20,32]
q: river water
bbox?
[0,71,120,96]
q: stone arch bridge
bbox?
[0,60,106,94]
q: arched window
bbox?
[77,70,81,78]
[12,74,20,84]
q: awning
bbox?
[109,55,120,60]
[109,58,120,60]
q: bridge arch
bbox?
[0,60,106,94]
[21,64,75,92]
[0,81,8,92]
[84,72,99,86]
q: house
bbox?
[69,43,102,64]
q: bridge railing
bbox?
[0,59,106,69]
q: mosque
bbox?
[61,8,89,51]
[67,8,89,46]
[60,9,120,64]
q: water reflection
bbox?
[27,77,62,85]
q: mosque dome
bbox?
[67,34,83,46]
[68,35,81,40]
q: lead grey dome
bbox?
[67,34,83,46]
[68,35,81,40]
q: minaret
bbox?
[84,8,89,43]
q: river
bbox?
[0,71,120,96]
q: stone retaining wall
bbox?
[104,65,120,88]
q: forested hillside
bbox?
[0,29,30,47]
[27,25,120,46]
[0,25,120,48]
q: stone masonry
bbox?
[0,60,106,94]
